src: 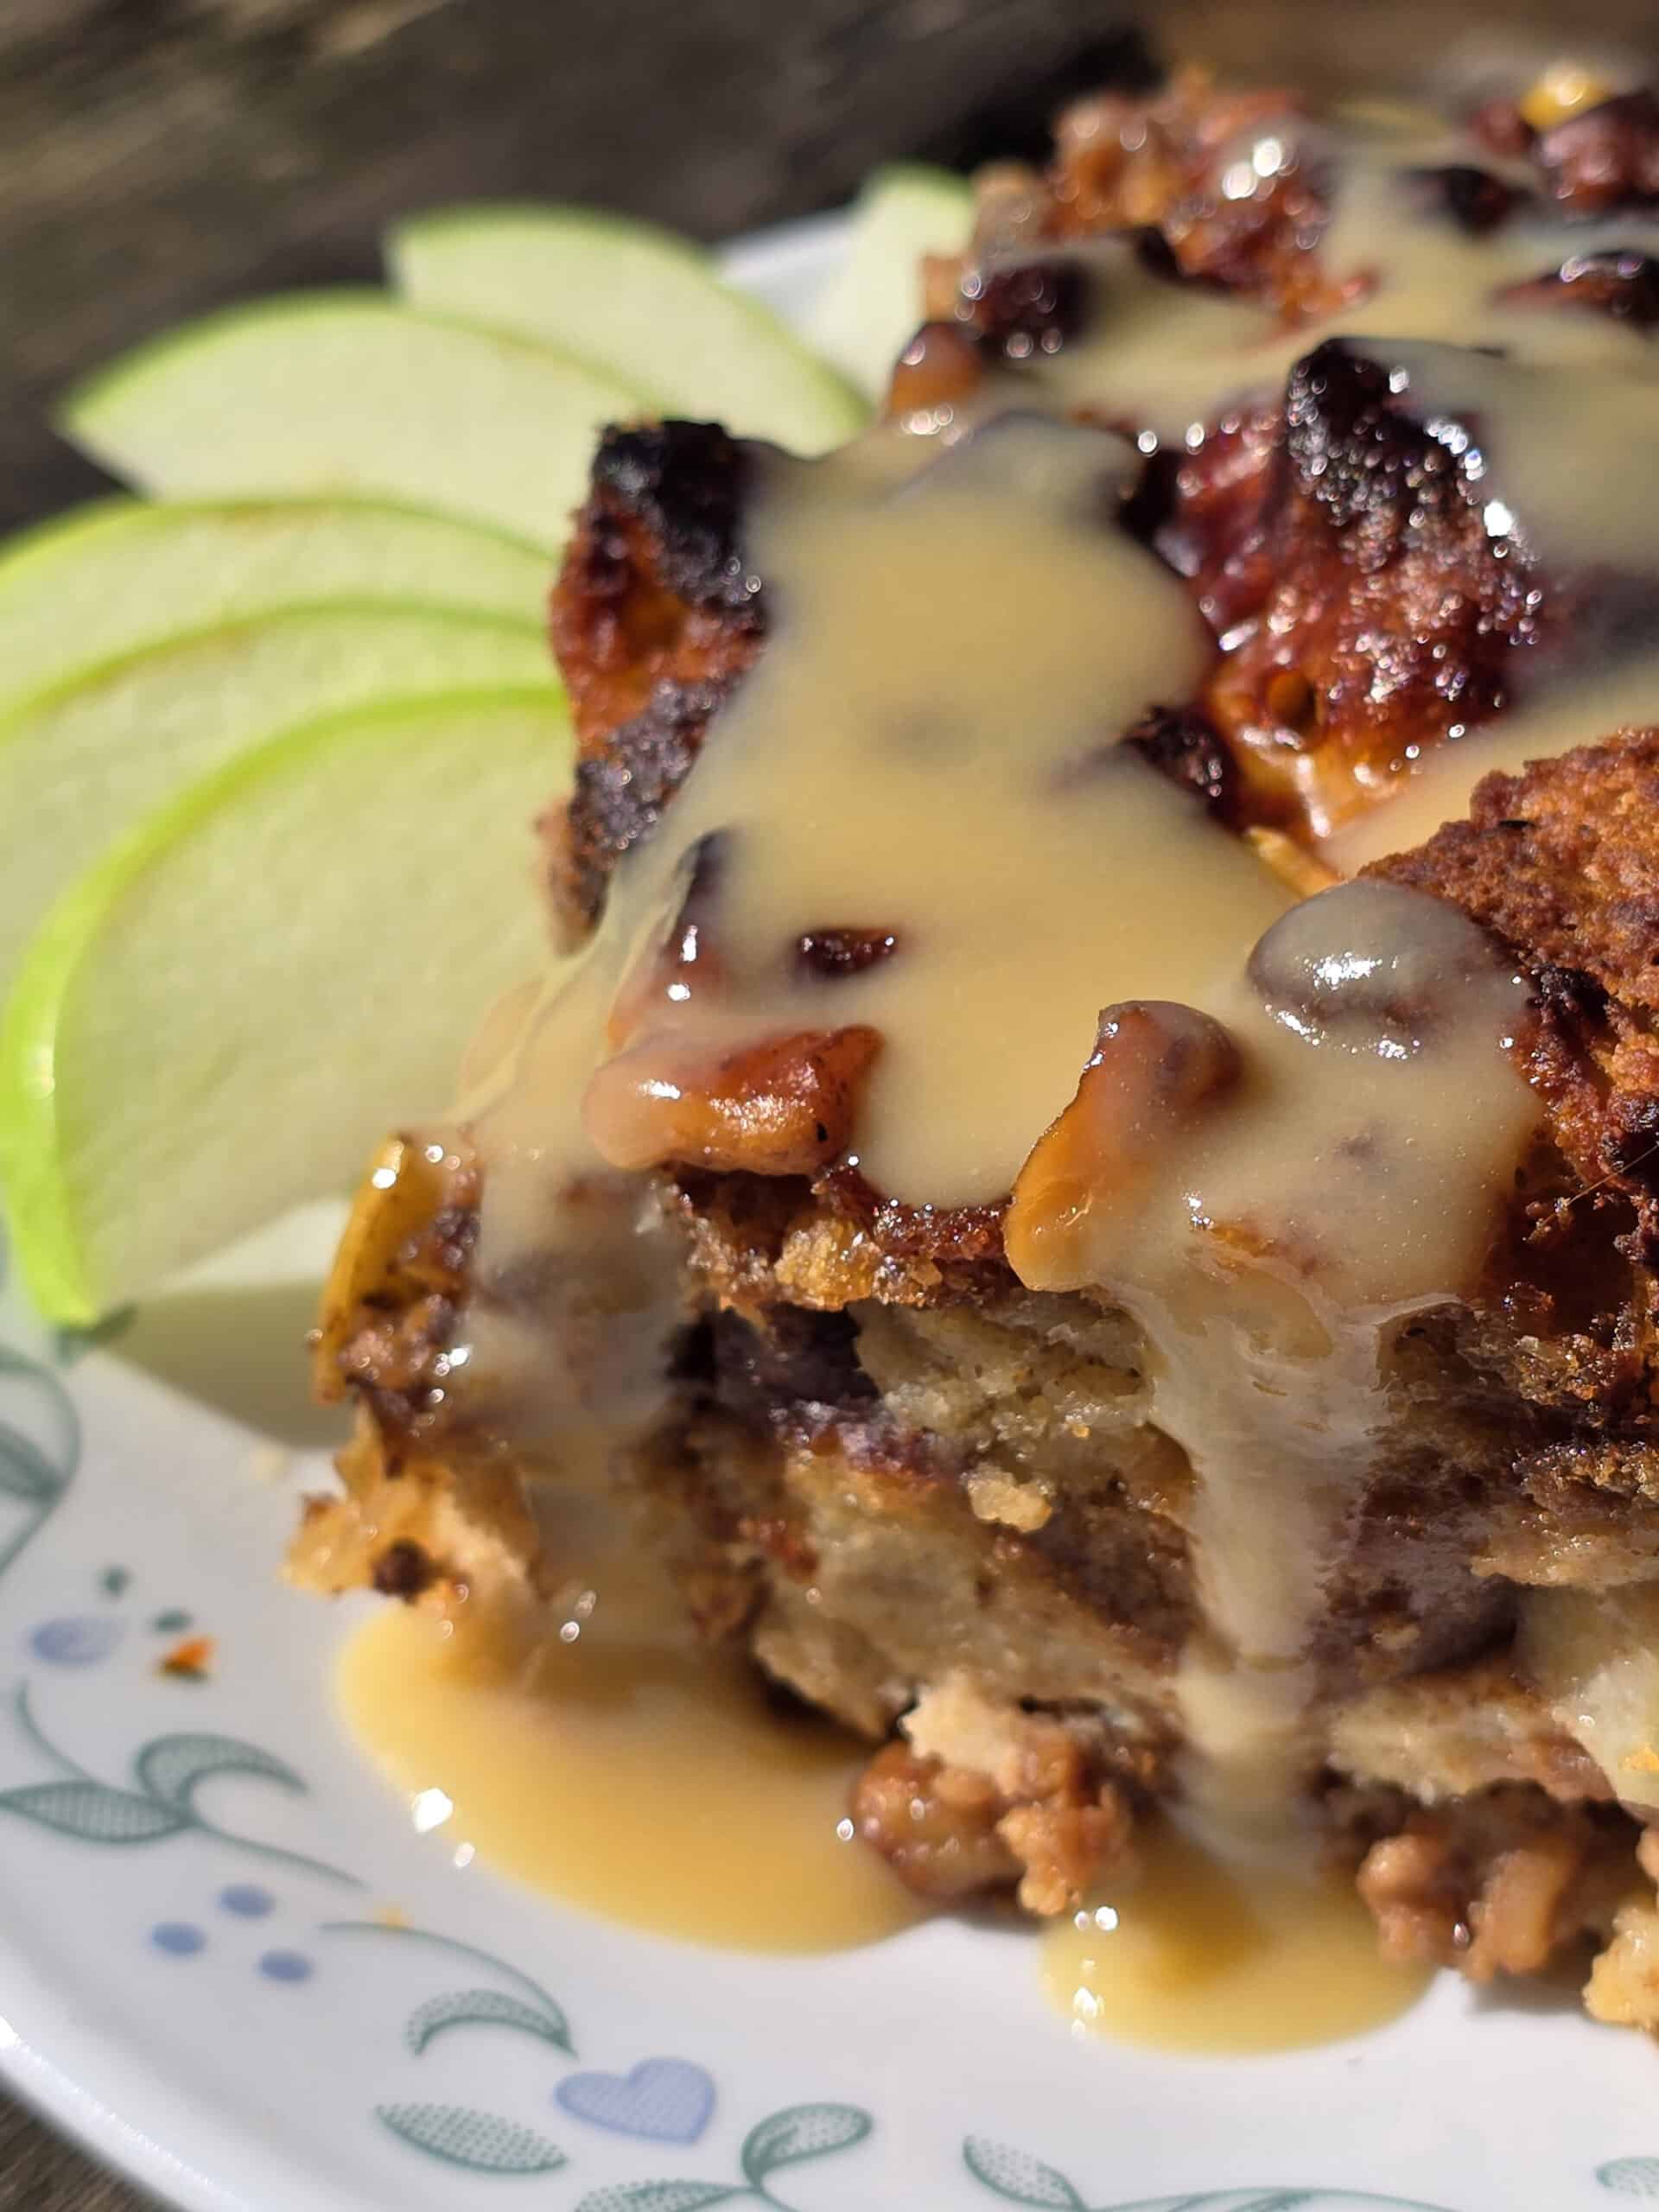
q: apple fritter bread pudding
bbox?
[301,65,1659,2030]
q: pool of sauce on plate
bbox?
[337,83,1659,2048]
[336,1546,924,1954]
[1044,1821,1431,2054]
[341,1598,1426,2050]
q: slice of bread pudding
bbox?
[302,67,1659,2029]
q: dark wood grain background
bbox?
[1,0,1649,2201]
[0,0,1166,534]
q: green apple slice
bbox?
[59,294,646,547]
[0,601,555,978]
[0,687,569,1323]
[388,205,867,454]
[809,165,975,397]
[0,497,552,715]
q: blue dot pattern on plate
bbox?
[258,1950,314,1983]
[30,1616,123,1667]
[151,1923,206,1957]
[219,1884,275,1918]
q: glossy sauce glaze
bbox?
[338,78,1659,2047]
[1044,1820,1431,2054]
[1007,880,1540,1847]
[339,1527,924,1953]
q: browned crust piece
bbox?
[550,377,1557,1278]
[1370,733,1659,1313]
[1155,341,1554,835]
[967,69,1659,308]
[550,419,766,930]
[949,70,1335,315]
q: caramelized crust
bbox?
[548,337,1563,1278]
[313,1135,480,1443]
[551,422,766,925]
[1036,73,1335,315]
[1368,731,1659,1268]
[1167,342,1552,832]
[552,363,1559,913]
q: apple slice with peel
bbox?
[387,207,867,454]
[0,686,570,1324]
[0,601,555,979]
[59,295,646,547]
[0,497,553,718]
[809,165,975,397]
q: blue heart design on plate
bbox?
[555,2057,715,2143]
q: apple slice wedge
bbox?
[0,601,555,978]
[59,295,646,547]
[0,687,570,1323]
[0,497,552,716]
[809,165,974,397]
[388,206,867,454]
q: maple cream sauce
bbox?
[344,94,1659,2028]
[1015,109,1659,443]
[1007,880,1539,1848]
[339,1539,925,1952]
[1044,1818,1430,2052]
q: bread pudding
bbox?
[301,65,1659,2030]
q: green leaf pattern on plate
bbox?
[0,1418,67,1506]
[740,2102,871,2187]
[964,2137,1088,2209]
[0,1682,359,1885]
[0,1777,186,1843]
[319,1918,575,2056]
[405,1986,574,2058]
[1601,2164,1659,2199]
[575,2183,740,2212]
[377,2101,567,2173]
[575,2100,873,2212]
[959,2146,1466,2212]
[135,1732,305,1814]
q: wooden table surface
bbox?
[1,0,1643,2201]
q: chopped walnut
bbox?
[584,1024,881,1176]
[999,1788,1135,1916]
[850,1742,1021,1900]
[1586,1891,1659,2027]
[852,1677,1138,1912]
[1464,1832,1583,1979]
[886,324,985,425]
[1356,1827,1465,1967]
[1354,1789,1632,1984]
[1007,1001,1240,1292]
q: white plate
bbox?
[3,220,1658,2212]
